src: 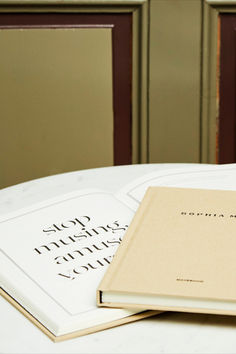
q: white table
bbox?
[1,163,236,354]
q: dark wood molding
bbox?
[219,14,236,163]
[0,13,132,165]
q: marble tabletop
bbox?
[1,163,236,354]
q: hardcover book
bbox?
[0,188,158,342]
[98,186,236,316]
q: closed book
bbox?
[98,187,236,316]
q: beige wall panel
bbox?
[149,0,201,163]
[0,28,113,188]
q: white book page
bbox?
[116,164,236,211]
[0,189,137,335]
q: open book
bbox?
[0,188,159,342]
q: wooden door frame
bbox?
[0,0,149,164]
[202,0,236,163]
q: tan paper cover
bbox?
[98,187,236,315]
[0,288,158,342]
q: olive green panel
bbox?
[149,0,201,163]
[0,28,113,188]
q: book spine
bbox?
[97,187,154,303]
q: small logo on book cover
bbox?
[176,278,204,283]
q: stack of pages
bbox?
[1,164,236,341]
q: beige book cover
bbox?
[98,187,236,316]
